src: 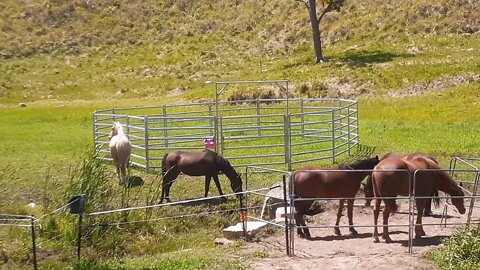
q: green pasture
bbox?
[1,0,479,267]
[1,82,479,268]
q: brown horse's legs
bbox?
[373,199,381,243]
[294,211,306,238]
[159,170,180,203]
[204,176,211,197]
[415,199,427,238]
[212,175,224,197]
[347,199,358,235]
[382,199,394,243]
[294,201,312,239]
[334,199,345,236]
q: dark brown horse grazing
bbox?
[364,152,440,215]
[371,156,465,243]
[293,156,380,239]
[159,149,243,203]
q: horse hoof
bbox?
[373,237,380,243]
[350,229,358,236]
[415,234,423,239]
[385,237,392,243]
[334,229,341,236]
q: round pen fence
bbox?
[93,98,359,172]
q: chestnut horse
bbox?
[293,156,380,239]
[159,149,243,203]
[371,155,465,243]
[364,152,440,215]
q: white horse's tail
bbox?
[111,135,132,184]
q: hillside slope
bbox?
[0,0,479,104]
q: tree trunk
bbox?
[308,0,325,63]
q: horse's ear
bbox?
[375,155,379,160]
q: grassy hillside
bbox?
[0,0,479,269]
[0,0,479,104]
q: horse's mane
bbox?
[215,153,238,177]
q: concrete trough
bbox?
[223,221,268,240]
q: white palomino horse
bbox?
[109,121,132,185]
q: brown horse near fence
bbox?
[371,155,465,243]
[159,149,243,203]
[293,156,380,239]
[364,152,440,215]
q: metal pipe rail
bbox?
[93,83,359,172]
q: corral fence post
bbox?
[331,109,336,164]
[144,116,150,173]
[283,114,292,171]
[30,216,37,270]
[162,105,168,147]
[282,175,290,256]
[347,101,351,156]
[256,99,261,136]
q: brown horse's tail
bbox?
[161,153,169,176]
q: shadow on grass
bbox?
[338,50,411,68]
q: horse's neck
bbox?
[116,128,125,136]
[220,162,236,179]
[437,172,459,195]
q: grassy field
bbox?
[1,0,479,269]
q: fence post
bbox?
[92,112,97,149]
[331,109,336,164]
[300,99,305,136]
[256,99,261,136]
[30,217,37,270]
[282,175,290,256]
[163,105,168,148]
[347,104,351,156]
[126,116,130,138]
[284,114,292,171]
[208,102,214,137]
[144,116,150,173]
[77,214,83,259]
[219,117,224,157]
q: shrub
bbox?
[426,226,480,270]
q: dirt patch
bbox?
[244,199,467,270]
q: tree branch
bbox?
[296,0,309,8]
[317,3,334,27]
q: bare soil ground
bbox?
[244,200,467,270]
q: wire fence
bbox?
[2,158,480,268]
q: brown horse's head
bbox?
[231,172,244,199]
[451,186,466,214]
[219,156,243,199]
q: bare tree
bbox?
[297,0,345,63]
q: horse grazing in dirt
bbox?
[364,152,440,215]
[371,155,465,243]
[293,156,380,239]
[109,121,132,185]
[159,149,243,203]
